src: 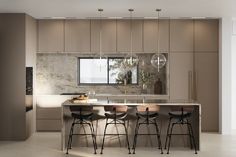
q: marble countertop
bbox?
[62,99,201,106]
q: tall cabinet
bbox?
[169,19,219,132]
[170,20,194,100]
[194,20,219,132]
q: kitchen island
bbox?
[61,99,201,151]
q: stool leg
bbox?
[88,123,97,154]
[164,117,172,149]
[167,123,175,154]
[66,121,75,154]
[100,118,108,154]
[188,123,198,154]
[132,118,139,154]
[123,121,131,154]
[187,120,193,149]
[91,120,97,150]
[81,122,89,147]
[154,119,163,154]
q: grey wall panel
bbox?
[0,14,26,140]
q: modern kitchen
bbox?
[0,0,235,157]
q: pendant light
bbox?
[95,8,106,71]
[151,9,167,72]
[123,9,139,71]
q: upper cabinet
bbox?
[65,20,90,52]
[194,20,219,52]
[143,19,169,53]
[170,20,194,52]
[91,19,117,53]
[117,20,143,52]
[37,20,64,52]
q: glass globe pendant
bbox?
[151,53,166,69]
[151,9,167,72]
[123,8,139,71]
[123,53,139,71]
[94,8,107,71]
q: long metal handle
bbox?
[188,71,193,100]
[189,70,197,101]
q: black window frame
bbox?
[77,57,139,86]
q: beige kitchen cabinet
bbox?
[65,20,91,52]
[170,20,194,52]
[194,20,219,52]
[117,20,143,52]
[194,52,219,131]
[143,19,169,53]
[36,106,61,131]
[37,20,64,52]
[91,19,117,53]
[170,53,194,100]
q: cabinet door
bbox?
[170,53,194,100]
[37,20,64,52]
[195,53,219,131]
[194,20,219,52]
[143,19,169,53]
[170,20,194,52]
[65,20,90,52]
[91,19,116,53]
[117,20,143,52]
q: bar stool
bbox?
[132,104,163,154]
[164,106,197,154]
[100,105,131,154]
[66,106,97,154]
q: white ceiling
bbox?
[0,0,235,19]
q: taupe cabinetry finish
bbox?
[170,53,194,100]
[195,53,218,131]
[65,20,90,52]
[36,107,61,131]
[170,20,194,52]
[194,20,219,52]
[117,20,143,52]
[37,20,64,52]
[91,19,116,53]
[143,20,169,53]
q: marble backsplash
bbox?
[36,53,167,95]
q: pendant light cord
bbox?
[157,9,160,55]
[98,8,103,60]
[156,9,161,72]
[129,9,133,58]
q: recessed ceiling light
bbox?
[108,17,123,19]
[144,17,157,19]
[51,16,66,19]
[191,17,206,19]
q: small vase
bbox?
[142,83,148,94]
[142,83,147,90]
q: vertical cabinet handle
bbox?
[188,71,193,100]
[189,71,197,101]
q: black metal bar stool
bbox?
[100,105,131,154]
[66,106,97,154]
[164,106,197,154]
[132,104,163,154]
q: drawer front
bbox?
[37,107,61,120]
[37,119,61,131]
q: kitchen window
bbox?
[78,57,138,85]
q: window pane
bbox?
[109,58,138,84]
[79,58,107,84]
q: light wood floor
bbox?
[0,132,236,157]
